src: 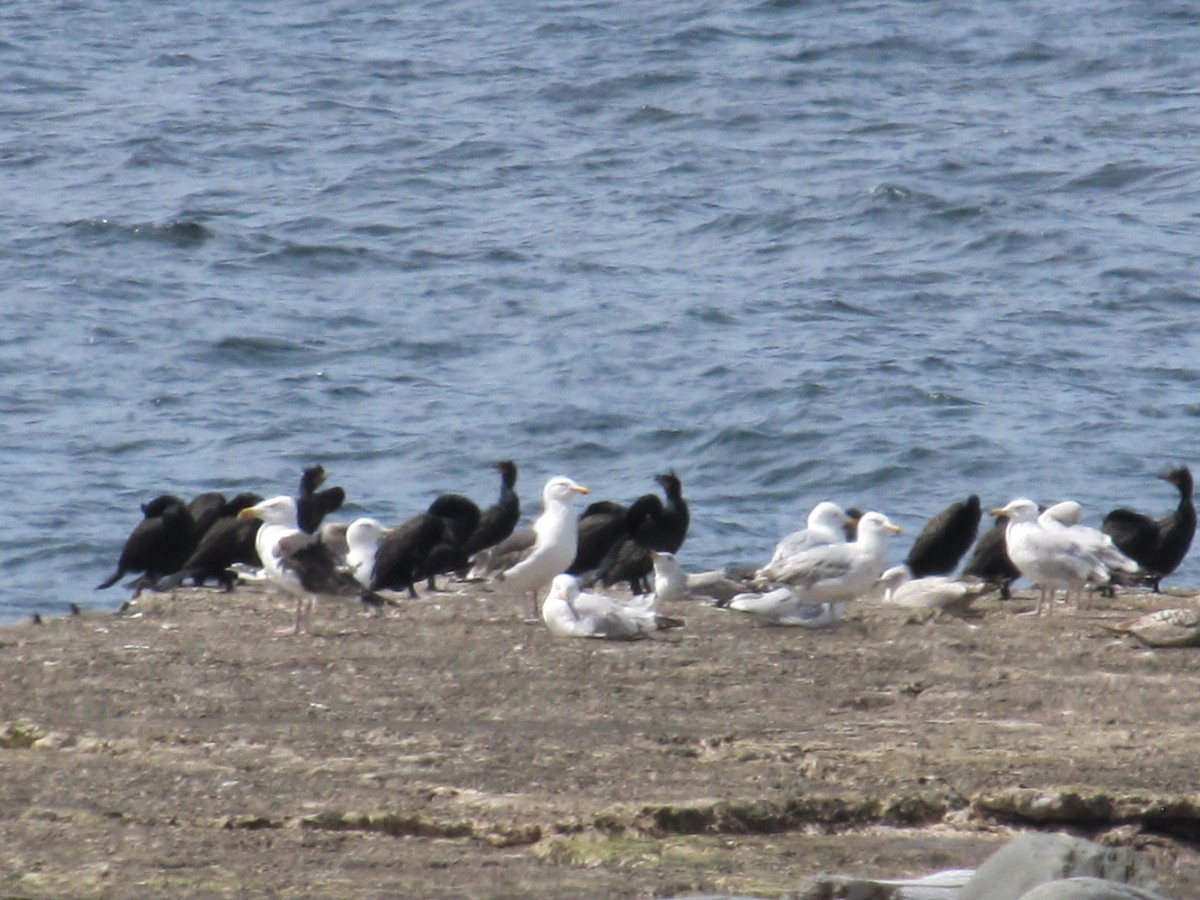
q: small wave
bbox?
[66,218,212,248]
[255,241,375,273]
[687,306,738,326]
[623,105,688,125]
[668,24,735,46]
[208,335,312,364]
[1067,161,1160,191]
[865,182,945,212]
[152,52,200,67]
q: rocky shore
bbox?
[2,580,1199,897]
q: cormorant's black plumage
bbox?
[568,501,632,576]
[296,464,346,534]
[597,471,690,593]
[961,514,1019,600]
[905,494,982,577]
[97,495,196,596]
[187,492,230,542]
[420,493,482,589]
[461,461,521,558]
[157,503,264,592]
[371,514,447,599]
[1102,466,1196,592]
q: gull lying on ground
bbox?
[875,565,994,614]
[1103,607,1200,648]
[725,588,846,628]
[541,574,683,639]
[648,550,750,605]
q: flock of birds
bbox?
[94,462,1198,644]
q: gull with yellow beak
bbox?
[727,512,902,624]
[238,497,392,635]
[493,475,590,618]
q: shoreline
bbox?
[3,579,1199,897]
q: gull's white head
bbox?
[346,517,393,548]
[542,476,590,506]
[549,573,581,602]
[879,565,912,588]
[650,550,681,576]
[991,498,1039,523]
[238,495,299,527]
[1039,500,1082,527]
[856,511,901,539]
[807,501,849,533]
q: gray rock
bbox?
[1018,877,1172,900]
[961,834,1146,900]
[796,868,974,899]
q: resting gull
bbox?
[649,550,750,605]
[541,574,683,640]
[875,565,993,614]
[726,588,846,628]
[1103,607,1200,648]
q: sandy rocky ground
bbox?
[2,575,1200,898]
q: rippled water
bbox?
[3,0,1199,622]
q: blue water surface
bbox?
[2,0,1199,620]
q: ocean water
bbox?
[3,0,1199,622]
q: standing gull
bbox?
[238,496,389,635]
[494,476,590,618]
[727,511,901,625]
[1038,499,1140,605]
[757,511,902,599]
[992,498,1137,615]
[761,501,852,579]
[649,550,688,605]
[342,518,395,588]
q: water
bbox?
[3,0,1199,622]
